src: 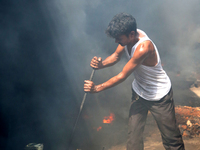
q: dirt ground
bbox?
[108,86,200,150]
[108,112,200,150]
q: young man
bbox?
[84,13,185,150]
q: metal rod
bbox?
[68,69,95,150]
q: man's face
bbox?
[115,31,137,46]
[115,35,130,46]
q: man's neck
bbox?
[127,37,139,49]
[126,37,139,55]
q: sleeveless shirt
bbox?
[125,29,171,101]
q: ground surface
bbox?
[108,112,200,150]
[108,86,200,150]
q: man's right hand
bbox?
[90,56,103,69]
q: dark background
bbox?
[1,0,200,149]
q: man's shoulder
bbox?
[138,40,154,52]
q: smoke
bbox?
[1,0,200,149]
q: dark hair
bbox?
[105,13,137,38]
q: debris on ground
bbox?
[175,106,200,137]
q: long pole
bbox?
[68,69,95,150]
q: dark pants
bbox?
[127,88,185,150]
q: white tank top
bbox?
[125,29,171,101]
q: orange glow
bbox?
[103,113,115,124]
[96,126,102,131]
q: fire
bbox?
[103,113,115,124]
[93,113,115,132]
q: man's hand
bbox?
[84,80,97,93]
[90,56,103,69]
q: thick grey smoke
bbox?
[42,0,200,81]
[1,0,200,150]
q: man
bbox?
[84,13,184,150]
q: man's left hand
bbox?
[84,80,96,93]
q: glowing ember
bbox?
[96,126,102,131]
[103,113,115,124]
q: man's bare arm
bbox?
[90,44,124,69]
[84,42,150,93]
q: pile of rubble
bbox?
[175,106,200,137]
